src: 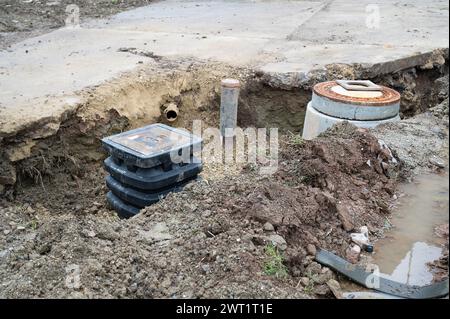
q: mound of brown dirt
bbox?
[136,123,398,296]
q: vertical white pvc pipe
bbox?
[220,79,240,137]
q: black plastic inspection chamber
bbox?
[102,123,203,218]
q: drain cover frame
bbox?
[335,79,382,92]
[102,123,202,168]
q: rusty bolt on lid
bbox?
[311,80,401,121]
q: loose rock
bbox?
[268,234,287,251]
[313,284,330,296]
[345,244,361,264]
[263,222,275,232]
[307,244,317,256]
[326,279,342,299]
[305,262,322,276]
[429,156,446,168]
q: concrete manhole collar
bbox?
[312,81,401,121]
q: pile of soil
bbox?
[0,124,400,298]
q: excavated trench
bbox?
[0,53,448,298]
[0,54,448,195]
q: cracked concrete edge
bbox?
[0,96,85,141]
[0,99,85,187]
[259,48,449,89]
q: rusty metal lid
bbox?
[311,80,401,121]
[313,80,400,106]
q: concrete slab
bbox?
[0,0,448,136]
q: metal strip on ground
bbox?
[315,248,449,299]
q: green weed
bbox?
[263,243,288,278]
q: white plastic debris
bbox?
[378,139,398,164]
[351,232,369,246]
[350,226,374,252]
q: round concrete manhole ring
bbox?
[311,81,401,121]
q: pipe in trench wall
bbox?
[163,103,179,122]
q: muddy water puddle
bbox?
[372,172,449,287]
